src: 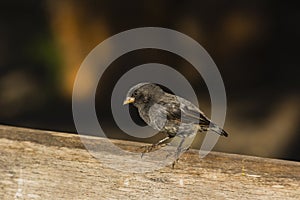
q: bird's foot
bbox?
[171,158,179,169]
[140,143,166,158]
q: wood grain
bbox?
[0,125,299,199]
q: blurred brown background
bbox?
[0,1,299,161]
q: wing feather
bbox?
[175,96,211,125]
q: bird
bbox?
[123,82,228,159]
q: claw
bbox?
[171,158,179,169]
[140,142,168,158]
[139,144,157,158]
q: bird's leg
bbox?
[175,137,185,159]
[165,137,184,159]
[155,136,170,146]
[140,136,170,158]
[170,137,190,168]
[171,158,179,169]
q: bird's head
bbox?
[123,83,164,107]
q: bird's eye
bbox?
[133,91,138,96]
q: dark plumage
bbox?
[123,83,228,157]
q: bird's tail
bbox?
[208,123,228,137]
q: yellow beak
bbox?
[123,97,135,105]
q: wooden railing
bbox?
[0,125,299,199]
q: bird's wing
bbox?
[148,103,168,131]
[176,96,211,125]
[176,96,228,136]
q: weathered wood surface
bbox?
[0,125,299,199]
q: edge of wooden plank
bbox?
[1,124,299,168]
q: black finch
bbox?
[123,83,228,150]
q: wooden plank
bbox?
[0,125,299,199]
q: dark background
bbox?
[0,1,299,161]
